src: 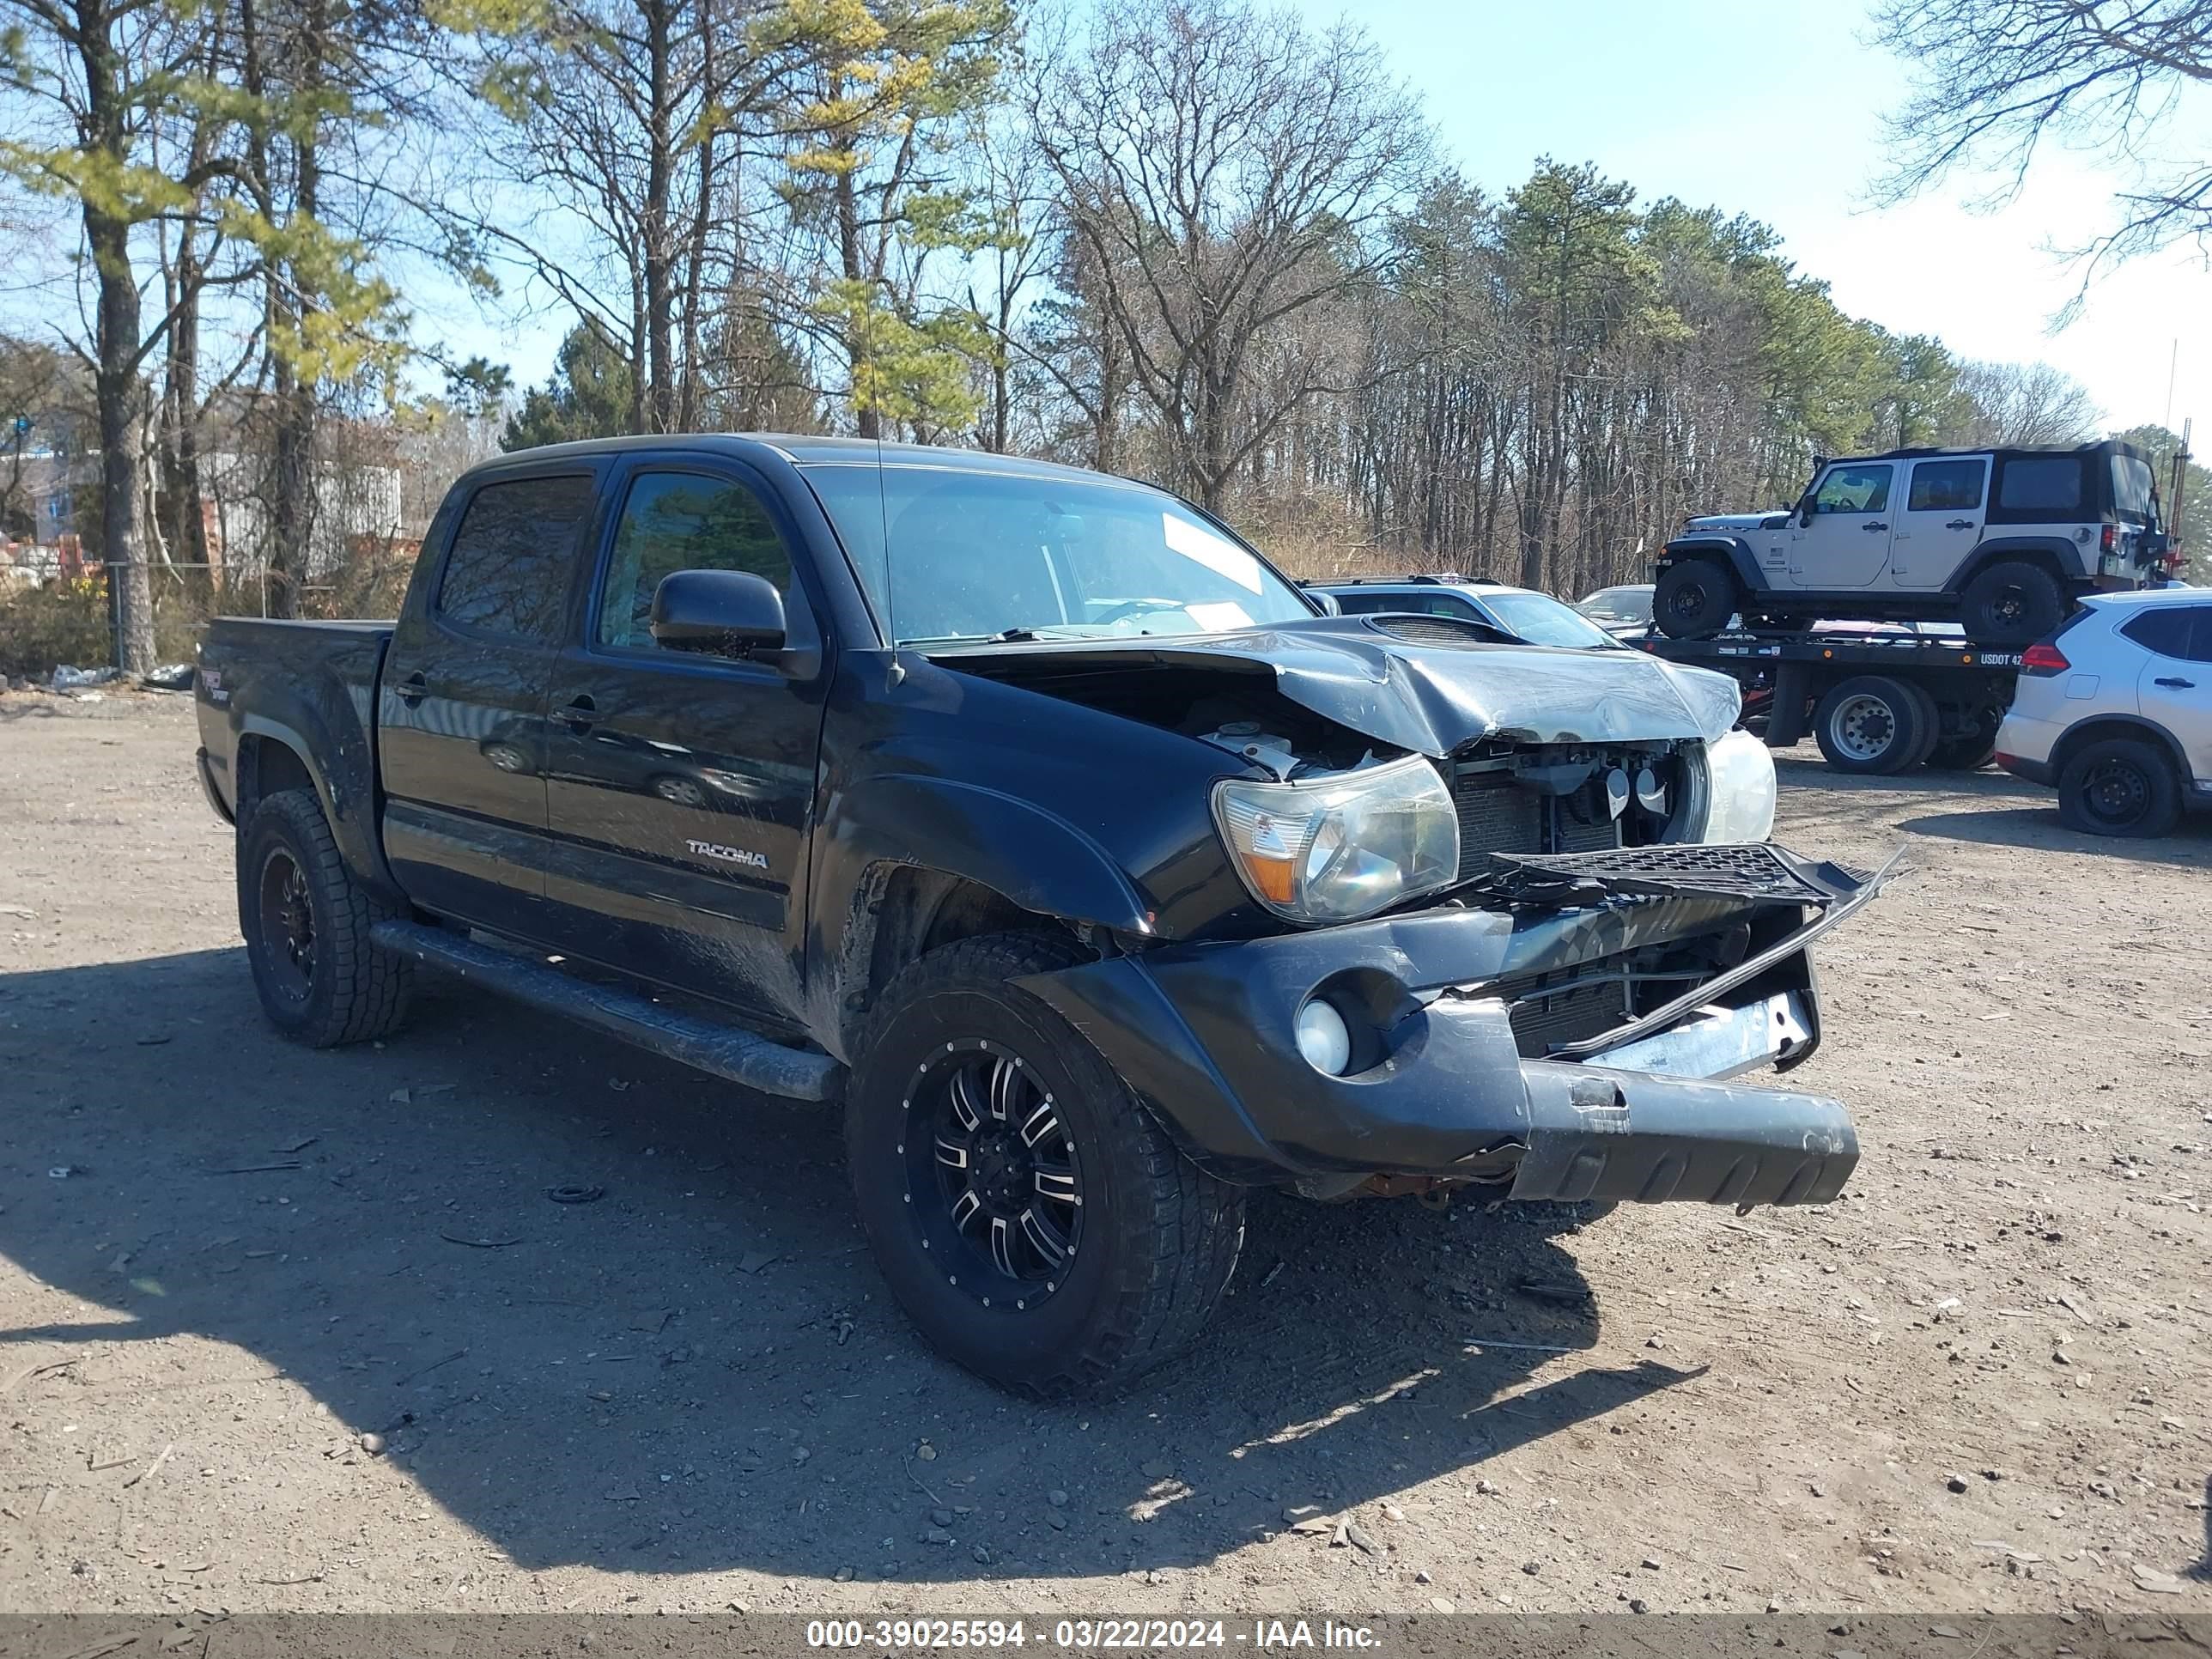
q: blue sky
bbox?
[1292,0,2209,434]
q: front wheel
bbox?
[1653,559,1739,639]
[845,933,1246,1398]
[2056,737,2182,837]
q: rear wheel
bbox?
[1902,681,1943,767]
[2056,737,2182,837]
[238,789,413,1047]
[845,933,1246,1398]
[1653,559,1739,639]
[1812,675,1930,775]
[1958,561,2066,646]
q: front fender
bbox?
[821,774,1156,939]
[1660,534,1765,593]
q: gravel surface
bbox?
[2,689,2208,1617]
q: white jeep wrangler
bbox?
[1654,440,2172,646]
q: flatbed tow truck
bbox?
[1631,625,2024,775]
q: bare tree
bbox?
[1873,0,2212,289]
[1028,0,1429,512]
[1951,359,2100,445]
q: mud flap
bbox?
[1507,1060,1856,1210]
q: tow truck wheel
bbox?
[1812,676,1929,775]
[238,788,414,1047]
[1926,733,1996,771]
[1653,559,1739,639]
[845,933,1246,1399]
[2056,737,2182,837]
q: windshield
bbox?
[1575,586,1652,625]
[1481,590,1626,649]
[801,463,1315,645]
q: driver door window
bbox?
[593,472,795,651]
[1796,462,1897,589]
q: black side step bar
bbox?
[368,921,843,1103]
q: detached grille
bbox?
[1475,842,1865,906]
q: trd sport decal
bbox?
[687,840,769,869]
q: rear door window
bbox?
[436,474,595,642]
[2111,455,2158,525]
[1907,459,1987,512]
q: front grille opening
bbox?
[1449,746,1689,879]
[1498,936,1736,1057]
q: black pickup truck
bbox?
[196,434,1891,1395]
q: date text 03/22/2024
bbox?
[805,1619,1383,1650]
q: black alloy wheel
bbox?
[907,1038,1083,1309]
[257,845,318,1000]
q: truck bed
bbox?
[194,617,395,857]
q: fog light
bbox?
[1294,999,1352,1075]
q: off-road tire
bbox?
[238,788,414,1047]
[1653,559,1739,639]
[1959,561,2066,647]
[2055,737,2182,838]
[845,932,1246,1398]
[1812,675,1929,776]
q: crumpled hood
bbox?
[1685,510,1790,533]
[933,617,1743,755]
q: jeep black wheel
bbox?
[1653,559,1738,639]
[2056,738,2181,838]
[1959,561,2066,646]
[239,789,414,1047]
[1812,675,1929,776]
[845,933,1245,1398]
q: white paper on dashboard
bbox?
[1186,600,1255,632]
[1161,513,1263,592]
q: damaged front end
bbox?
[945,616,1890,1212]
[1015,841,1891,1209]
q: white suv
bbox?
[1996,589,2212,836]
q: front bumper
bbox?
[1016,844,1893,1209]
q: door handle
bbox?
[1946,519,1974,531]
[1863,522,1887,532]
[395,672,428,705]
[561,694,599,732]
[2154,677,2196,689]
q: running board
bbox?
[368,921,843,1103]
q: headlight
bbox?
[1700,728,1776,842]
[1212,754,1459,923]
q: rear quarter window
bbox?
[2118,607,2199,659]
[1993,457,2086,517]
[436,474,596,642]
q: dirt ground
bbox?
[2,689,2208,1620]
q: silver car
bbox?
[1995,588,2212,836]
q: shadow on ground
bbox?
[0,949,1688,1586]
[1897,805,2212,867]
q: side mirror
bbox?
[1310,589,1342,616]
[649,568,786,658]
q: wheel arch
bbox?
[2048,714,2191,784]
[1659,535,1765,593]
[1948,537,2091,596]
[233,710,403,902]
